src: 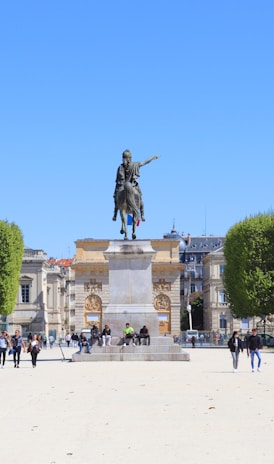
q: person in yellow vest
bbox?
[123,323,136,346]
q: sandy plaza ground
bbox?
[1,345,274,464]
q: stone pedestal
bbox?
[72,336,190,362]
[103,240,159,336]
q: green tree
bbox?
[0,221,24,316]
[189,292,204,329]
[223,213,274,319]
[181,292,204,330]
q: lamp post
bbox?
[185,262,195,331]
[187,304,192,330]
[263,314,266,341]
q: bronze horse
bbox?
[116,181,140,240]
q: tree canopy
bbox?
[223,213,274,319]
[0,221,24,316]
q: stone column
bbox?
[103,240,159,336]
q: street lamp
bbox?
[185,262,195,331]
[263,314,266,341]
[187,304,192,330]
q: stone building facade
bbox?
[1,249,75,340]
[5,248,49,336]
[203,248,261,334]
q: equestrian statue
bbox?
[113,149,159,240]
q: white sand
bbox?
[1,346,274,464]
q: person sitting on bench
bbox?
[79,333,91,353]
[138,325,150,345]
[90,325,102,346]
[122,323,136,346]
[102,324,112,346]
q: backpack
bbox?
[227,337,234,350]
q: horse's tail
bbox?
[124,182,139,218]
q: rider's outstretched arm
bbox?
[139,155,160,167]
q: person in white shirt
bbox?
[0,331,10,368]
[101,325,111,346]
[28,333,41,368]
[65,333,71,347]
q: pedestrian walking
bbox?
[65,333,71,347]
[71,332,79,348]
[228,331,243,372]
[0,331,10,368]
[246,328,262,372]
[28,333,41,368]
[11,330,26,368]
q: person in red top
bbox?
[138,326,150,346]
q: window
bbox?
[218,290,227,305]
[219,265,225,276]
[190,284,196,293]
[241,318,249,330]
[21,284,30,303]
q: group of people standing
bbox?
[228,328,262,373]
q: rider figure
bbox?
[112,149,159,222]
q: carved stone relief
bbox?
[154,293,171,312]
[84,294,102,312]
[153,278,171,292]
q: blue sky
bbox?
[1,1,273,258]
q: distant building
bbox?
[163,227,261,333]
[203,247,261,333]
[163,227,225,319]
[0,249,75,340]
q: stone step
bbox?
[87,344,183,354]
[89,336,175,347]
[72,343,190,362]
[72,350,190,362]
